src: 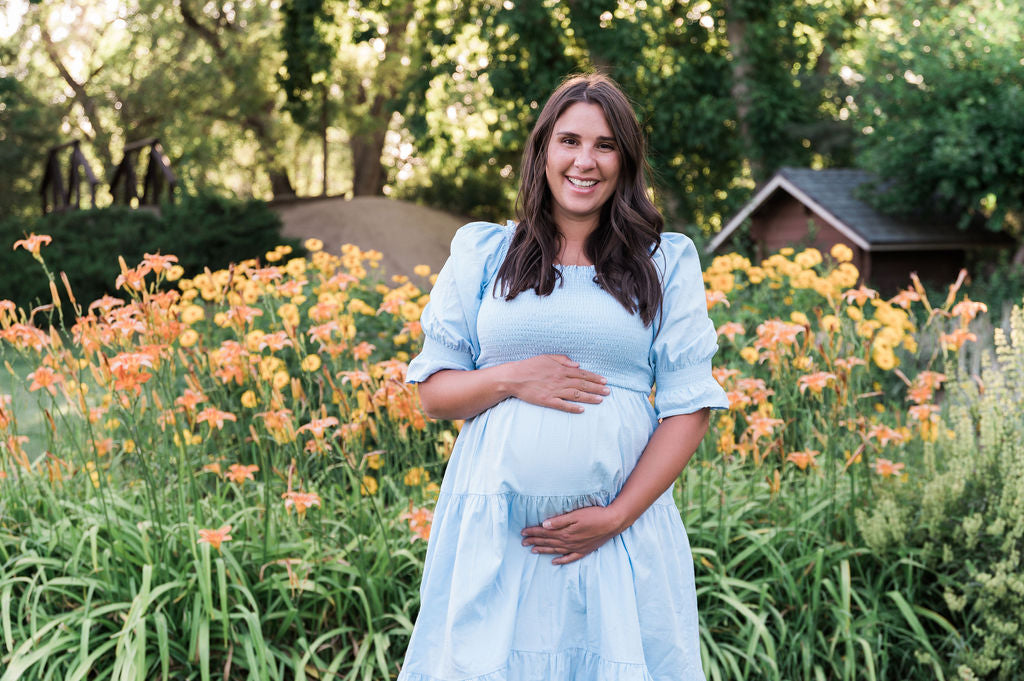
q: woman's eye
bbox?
[561,137,578,146]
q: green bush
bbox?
[856,302,1024,680]
[0,194,302,315]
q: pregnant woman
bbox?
[398,73,729,681]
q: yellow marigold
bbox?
[820,314,840,332]
[846,306,863,321]
[245,329,266,352]
[746,266,766,284]
[414,264,431,277]
[167,265,185,282]
[708,272,735,294]
[902,335,918,353]
[779,247,795,256]
[265,250,282,263]
[401,301,421,321]
[180,304,205,325]
[366,452,383,470]
[404,466,430,486]
[272,370,290,390]
[304,238,324,252]
[789,311,810,326]
[179,329,199,347]
[301,354,322,372]
[278,303,300,328]
[285,258,307,278]
[856,320,882,338]
[393,333,409,346]
[429,274,439,286]
[740,347,759,364]
[793,355,813,371]
[360,475,378,495]
[791,269,819,290]
[872,343,898,370]
[794,248,822,269]
[830,243,854,263]
[241,390,258,408]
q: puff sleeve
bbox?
[405,221,512,384]
[649,233,729,418]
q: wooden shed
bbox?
[706,167,1015,292]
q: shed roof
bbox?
[707,167,1013,253]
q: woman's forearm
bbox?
[606,408,711,532]
[415,365,517,421]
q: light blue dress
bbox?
[400,221,728,681]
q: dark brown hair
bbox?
[495,73,664,326]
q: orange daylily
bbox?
[798,371,837,395]
[400,504,434,542]
[785,450,819,470]
[716,322,745,341]
[872,458,905,478]
[27,366,64,394]
[195,407,238,430]
[12,233,53,255]
[298,416,340,439]
[175,388,207,411]
[225,463,259,484]
[197,524,233,551]
[745,415,784,440]
[282,490,322,518]
[842,285,878,306]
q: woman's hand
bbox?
[507,354,609,414]
[520,505,625,565]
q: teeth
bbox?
[567,177,597,188]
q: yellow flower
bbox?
[414,264,431,277]
[278,303,300,328]
[360,475,378,495]
[789,311,809,326]
[241,390,258,408]
[181,304,205,325]
[830,243,854,263]
[871,343,898,370]
[708,272,735,294]
[213,312,230,327]
[123,439,136,453]
[393,333,409,346]
[820,314,840,332]
[366,452,383,470]
[245,329,265,352]
[301,354,322,372]
[846,306,863,321]
[740,347,759,364]
[272,370,290,390]
[285,258,307,278]
[746,267,766,284]
[401,302,421,322]
[304,238,324,252]
[179,329,199,347]
[166,265,184,282]
[779,247,794,256]
[404,466,430,486]
[793,355,813,371]
[265,250,282,262]
[794,248,822,269]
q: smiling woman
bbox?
[397,74,729,681]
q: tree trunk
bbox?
[350,128,387,196]
[321,85,329,197]
[724,1,759,179]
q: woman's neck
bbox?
[556,220,597,266]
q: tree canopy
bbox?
[2,0,1021,244]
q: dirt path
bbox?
[273,196,471,277]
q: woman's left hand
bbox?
[520,506,626,565]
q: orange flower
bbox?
[950,297,987,323]
[712,367,740,387]
[889,288,921,309]
[258,331,293,352]
[872,458,905,478]
[282,490,322,518]
[142,252,179,272]
[12,233,53,255]
[834,356,867,372]
[400,505,433,541]
[197,524,233,551]
[705,290,730,310]
[196,407,238,430]
[201,462,222,475]
[727,390,751,410]
[352,342,376,361]
[866,424,907,447]
[298,416,339,438]
[786,450,818,470]
[225,463,259,484]
[175,388,207,411]
[27,366,64,394]
[842,285,878,306]
[915,371,946,391]
[716,322,745,341]
[940,328,977,351]
[745,415,784,440]
[908,404,940,422]
[753,320,804,352]
[798,371,837,395]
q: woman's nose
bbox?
[573,146,595,170]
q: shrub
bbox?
[0,194,301,315]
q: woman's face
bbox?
[544,101,621,232]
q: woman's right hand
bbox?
[506,354,609,413]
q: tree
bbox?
[849,0,1024,248]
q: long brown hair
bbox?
[495,73,664,326]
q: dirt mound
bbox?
[273,196,472,277]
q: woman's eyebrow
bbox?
[554,131,616,142]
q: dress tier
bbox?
[400,222,728,681]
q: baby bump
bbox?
[444,389,657,497]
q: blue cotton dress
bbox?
[400,221,728,681]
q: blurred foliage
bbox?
[0,194,300,314]
[2,0,1022,246]
[851,0,1024,237]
